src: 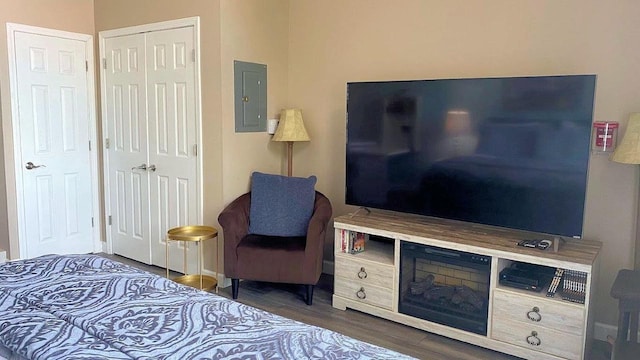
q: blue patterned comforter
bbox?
[0,254,414,360]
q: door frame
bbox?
[99,17,203,254]
[4,23,101,259]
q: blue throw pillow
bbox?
[248,172,317,237]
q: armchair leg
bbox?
[305,284,314,305]
[232,279,239,299]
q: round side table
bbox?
[166,225,218,291]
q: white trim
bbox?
[194,18,203,227]
[4,23,20,259]
[594,321,640,343]
[323,260,334,275]
[5,23,101,259]
[201,268,231,289]
[594,321,617,342]
[98,27,112,254]
[99,17,199,39]
[7,23,92,42]
[98,16,203,254]
[85,30,103,255]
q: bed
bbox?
[0,254,414,360]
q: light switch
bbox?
[267,119,279,134]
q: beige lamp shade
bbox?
[272,109,310,142]
[611,113,640,164]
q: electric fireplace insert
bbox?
[399,241,491,335]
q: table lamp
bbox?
[611,113,640,270]
[272,109,310,176]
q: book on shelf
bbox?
[339,230,368,254]
[351,232,367,253]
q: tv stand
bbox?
[332,210,601,360]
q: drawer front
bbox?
[335,256,394,289]
[492,317,583,360]
[493,289,585,336]
[334,276,393,310]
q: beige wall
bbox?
[0,0,96,257]
[218,0,290,272]
[1,0,638,330]
[287,0,640,326]
[219,0,290,202]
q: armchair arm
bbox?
[303,191,333,281]
[218,192,251,277]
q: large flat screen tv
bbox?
[346,75,596,238]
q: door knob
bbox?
[25,162,46,170]
[131,163,147,171]
[147,164,156,172]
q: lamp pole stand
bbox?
[286,141,294,177]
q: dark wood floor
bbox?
[103,253,611,360]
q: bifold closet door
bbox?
[104,33,151,264]
[146,27,199,273]
[104,27,198,272]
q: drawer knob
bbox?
[526,306,542,322]
[356,287,367,299]
[358,267,368,279]
[526,331,541,346]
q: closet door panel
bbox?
[146,27,198,272]
[105,34,151,264]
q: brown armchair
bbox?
[218,191,332,305]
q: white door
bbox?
[146,28,199,272]
[104,34,151,264]
[103,24,200,272]
[11,30,94,257]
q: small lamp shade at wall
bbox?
[272,109,310,142]
[272,109,310,176]
[611,113,640,164]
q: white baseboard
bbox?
[219,277,232,288]
[0,250,5,264]
[323,260,334,275]
[594,321,640,343]
[202,268,231,289]
[594,322,617,342]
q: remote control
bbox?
[517,239,552,250]
[537,239,552,250]
[517,239,539,248]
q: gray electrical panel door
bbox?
[234,60,267,132]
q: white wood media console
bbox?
[332,211,602,360]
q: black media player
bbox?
[499,263,554,292]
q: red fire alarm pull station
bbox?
[592,121,619,153]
